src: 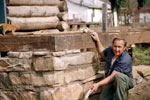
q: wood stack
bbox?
[6,0,69,31]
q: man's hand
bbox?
[90,83,99,93]
[90,31,100,42]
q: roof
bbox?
[68,0,111,9]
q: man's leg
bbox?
[112,73,135,100]
[99,83,115,100]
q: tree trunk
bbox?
[8,16,59,30]
[7,6,60,17]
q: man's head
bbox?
[112,37,127,57]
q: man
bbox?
[90,31,135,100]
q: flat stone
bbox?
[31,72,47,86]
[52,82,83,100]
[33,51,49,56]
[0,63,26,72]
[33,56,54,71]
[8,51,33,58]
[0,58,10,67]
[65,64,98,83]
[53,52,95,70]
[7,58,32,70]
[43,71,64,86]
[21,73,32,85]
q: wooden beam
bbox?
[8,16,59,30]
[0,31,150,52]
[0,35,55,52]
[7,6,60,17]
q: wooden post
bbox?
[102,3,107,32]
[0,0,7,33]
[113,9,118,27]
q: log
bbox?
[7,6,60,17]
[7,0,60,6]
[8,16,59,30]
[58,1,68,12]
[58,12,68,21]
[57,21,69,31]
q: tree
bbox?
[109,0,128,16]
[109,0,147,15]
[109,0,147,25]
[137,0,147,9]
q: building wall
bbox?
[140,13,150,23]
[67,0,88,22]
[67,0,110,23]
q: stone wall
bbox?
[0,49,104,100]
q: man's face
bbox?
[112,39,126,57]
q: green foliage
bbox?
[109,0,147,17]
[133,44,150,65]
[110,0,127,16]
[137,0,147,9]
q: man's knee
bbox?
[113,73,127,85]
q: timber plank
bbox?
[0,35,55,52]
[0,31,150,52]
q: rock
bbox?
[0,58,10,67]
[0,63,26,72]
[51,51,66,57]
[8,51,33,58]
[65,64,98,83]
[7,58,32,71]
[20,73,32,85]
[0,72,10,88]
[33,52,95,71]
[33,51,49,56]
[133,65,150,83]
[51,49,80,57]
[40,89,53,100]
[83,81,94,94]
[53,52,95,70]
[43,71,64,86]
[31,72,46,86]
[33,56,54,71]
[0,91,37,100]
[52,82,83,100]
[9,72,22,85]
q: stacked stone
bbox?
[6,0,69,31]
[0,50,103,100]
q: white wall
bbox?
[67,0,110,23]
[67,0,88,22]
[140,13,150,23]
[87,9,102,22]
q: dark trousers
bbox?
[99,73,136,100]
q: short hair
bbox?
[112,37,127,47]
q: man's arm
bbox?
[90,70,118,93]
[90,31,105,59]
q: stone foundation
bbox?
[0,50,104,100]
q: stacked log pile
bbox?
[6,0,69,31]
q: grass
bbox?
[133,44,150,65]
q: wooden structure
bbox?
[0,31,150,52]
[6,0,69,31]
